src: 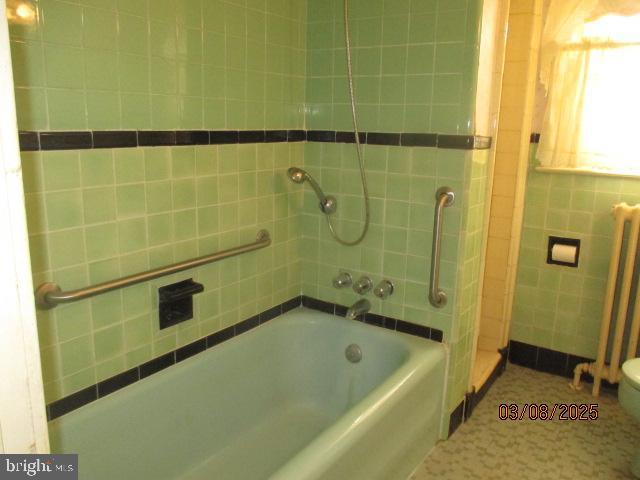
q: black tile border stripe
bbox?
[19,130,492,152]
[447,348,507,437]
[18,131,39,151]
[367,132,400,146]
[448,400,465,437]
[39,131,92,151]
[299,295,444,342]
[93,130,138,149]
[463,348,507,422]
[46,295,443,421]
[507,340,618,390]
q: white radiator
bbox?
[572,202,640,396]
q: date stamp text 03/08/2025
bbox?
[498,403,599,421]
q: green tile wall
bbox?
[301,0,488,413]
[13,0,492,416]
[447,148,488,409]
[511,145,640,359]
[299,143,489,411]
[306,0,482,134]
[26,142,303,402]
[9,0,306,131]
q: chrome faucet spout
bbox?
[345,298,371,321]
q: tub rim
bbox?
[269,309,447,479]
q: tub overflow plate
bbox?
[345,344,362,363]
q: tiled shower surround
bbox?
[12,0,491,419]
[300,144,488,411]
[11,0,306,131]
[306,0,480,134]
[301,0,488,412]
[25,142,302,401]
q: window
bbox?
[537,2,640,176]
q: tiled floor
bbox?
[411,364,639,479]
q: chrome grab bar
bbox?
[35,230,271,310]
[429,187,455,308]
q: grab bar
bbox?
[35,230,271,310]
[429,187,455,308]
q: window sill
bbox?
[534,166,640,179]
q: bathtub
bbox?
[49,307,447,480]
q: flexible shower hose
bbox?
[324,0,371,246]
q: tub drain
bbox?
[345,344,362,363]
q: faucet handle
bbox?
[373,280,394,299]
[353,276,373,295]
[333,272,352,289]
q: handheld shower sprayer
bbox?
[287,167,337,215]
[285,0,370,246]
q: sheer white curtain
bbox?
[537,0,640,173]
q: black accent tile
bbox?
[18,131,40,151]
[40,131,92,150]
[206,326,234,348]
[602,378,619,391]
[366,132,400,146]
[235,315,260,335]
[335,131,356,143]
[138,130,176,146]
[465,352,507,422]
[93,131,138,149]
[498,345,509,359]
[281,296,302,313]
[335,131,366,144]
[176,338,207,362]
[175,130,210,145]
[430,328,444,343]
[287,130,306,142]
[400,133,437,147]
[209,130,239,144]
[306,130,336,142]
[238,130,265,143]
[97,368,139,397]
[530,132,541,144]
[259,305,282,324]
[464,391,475,420]
[48,386,97,420]
[536,347,568,376]
[437,134,475,150]
[364,312,385,327]
[508,340,538,369]
[448,400,465,437]
[384,317,397,330]
[334,304,348,317]
[265,130,288,143]
[301,295,335,314]
[396,320,431,339]
[139,352,175,379]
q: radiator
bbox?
[571,202,640,396]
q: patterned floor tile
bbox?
[411,364,639,480]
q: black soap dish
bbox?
[158,279,204,329]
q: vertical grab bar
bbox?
[429,187,455,308]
